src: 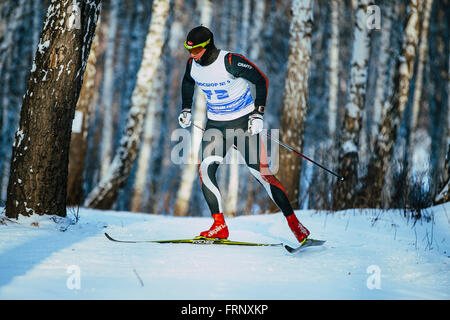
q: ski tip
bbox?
[284,238,326,254]
[104,232,115,241]
[284,245,297,253]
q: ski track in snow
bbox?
[0,203,449,299]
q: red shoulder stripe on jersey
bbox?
[228,53,232,65]
[188,58,193,64]
[233,53,269,93]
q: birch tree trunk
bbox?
[362,0,421,207]
[327,0,340,140]
[278,0,314,210]
[84,0,170,209]
[130,59,166,212]
[67,29,99,206]
[332,0,372,210]
[408,0,433,167]
[371,0,396,145]
[99,0,119,179]
[173,0,213,217]
[5,0,102,219]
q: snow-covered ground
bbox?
[0,203,449,300]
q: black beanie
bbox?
[186,25,214,47]
[186,25,218,66]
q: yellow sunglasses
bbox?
[184,38,211,54]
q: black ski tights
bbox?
[198,114,294,217]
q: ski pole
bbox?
[262,132,345,182]
[193,123,205,132]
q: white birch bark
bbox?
[408,0,433,166]
[278,0,314,209]
[371,0,395,144]
[327,0,340,139]
[364,0,421,207]
[130,59,166,212]
[333,0,373,209]
[84,0,170,209]
[173,0,213,216]
[99,0,119,179]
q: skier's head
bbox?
[184,25,217,65]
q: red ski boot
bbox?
[200,213,229,239]
[286,213,310,243]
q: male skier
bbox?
[179,26,310,244]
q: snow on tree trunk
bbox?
[99,0,119,179]
[363,0,421,208]
[67,29,99,206]
[332,0,373,210]
[84,0,170,209]
[408,0,433,168]
[278,0,314,209]
[327,0,340,140]
[173,0,213,217]
[5,0,102,219]
[130,59,166,213]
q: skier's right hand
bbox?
[178,109,192,128]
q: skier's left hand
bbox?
[248,113,264,135]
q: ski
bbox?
[284,238,326,254]
[104,233,282,247]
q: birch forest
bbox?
[0,0,448,219]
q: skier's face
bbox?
[190,48,206,61]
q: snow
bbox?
[0,203,449,300]
[342,140,358,154]
[37,40,50,55]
